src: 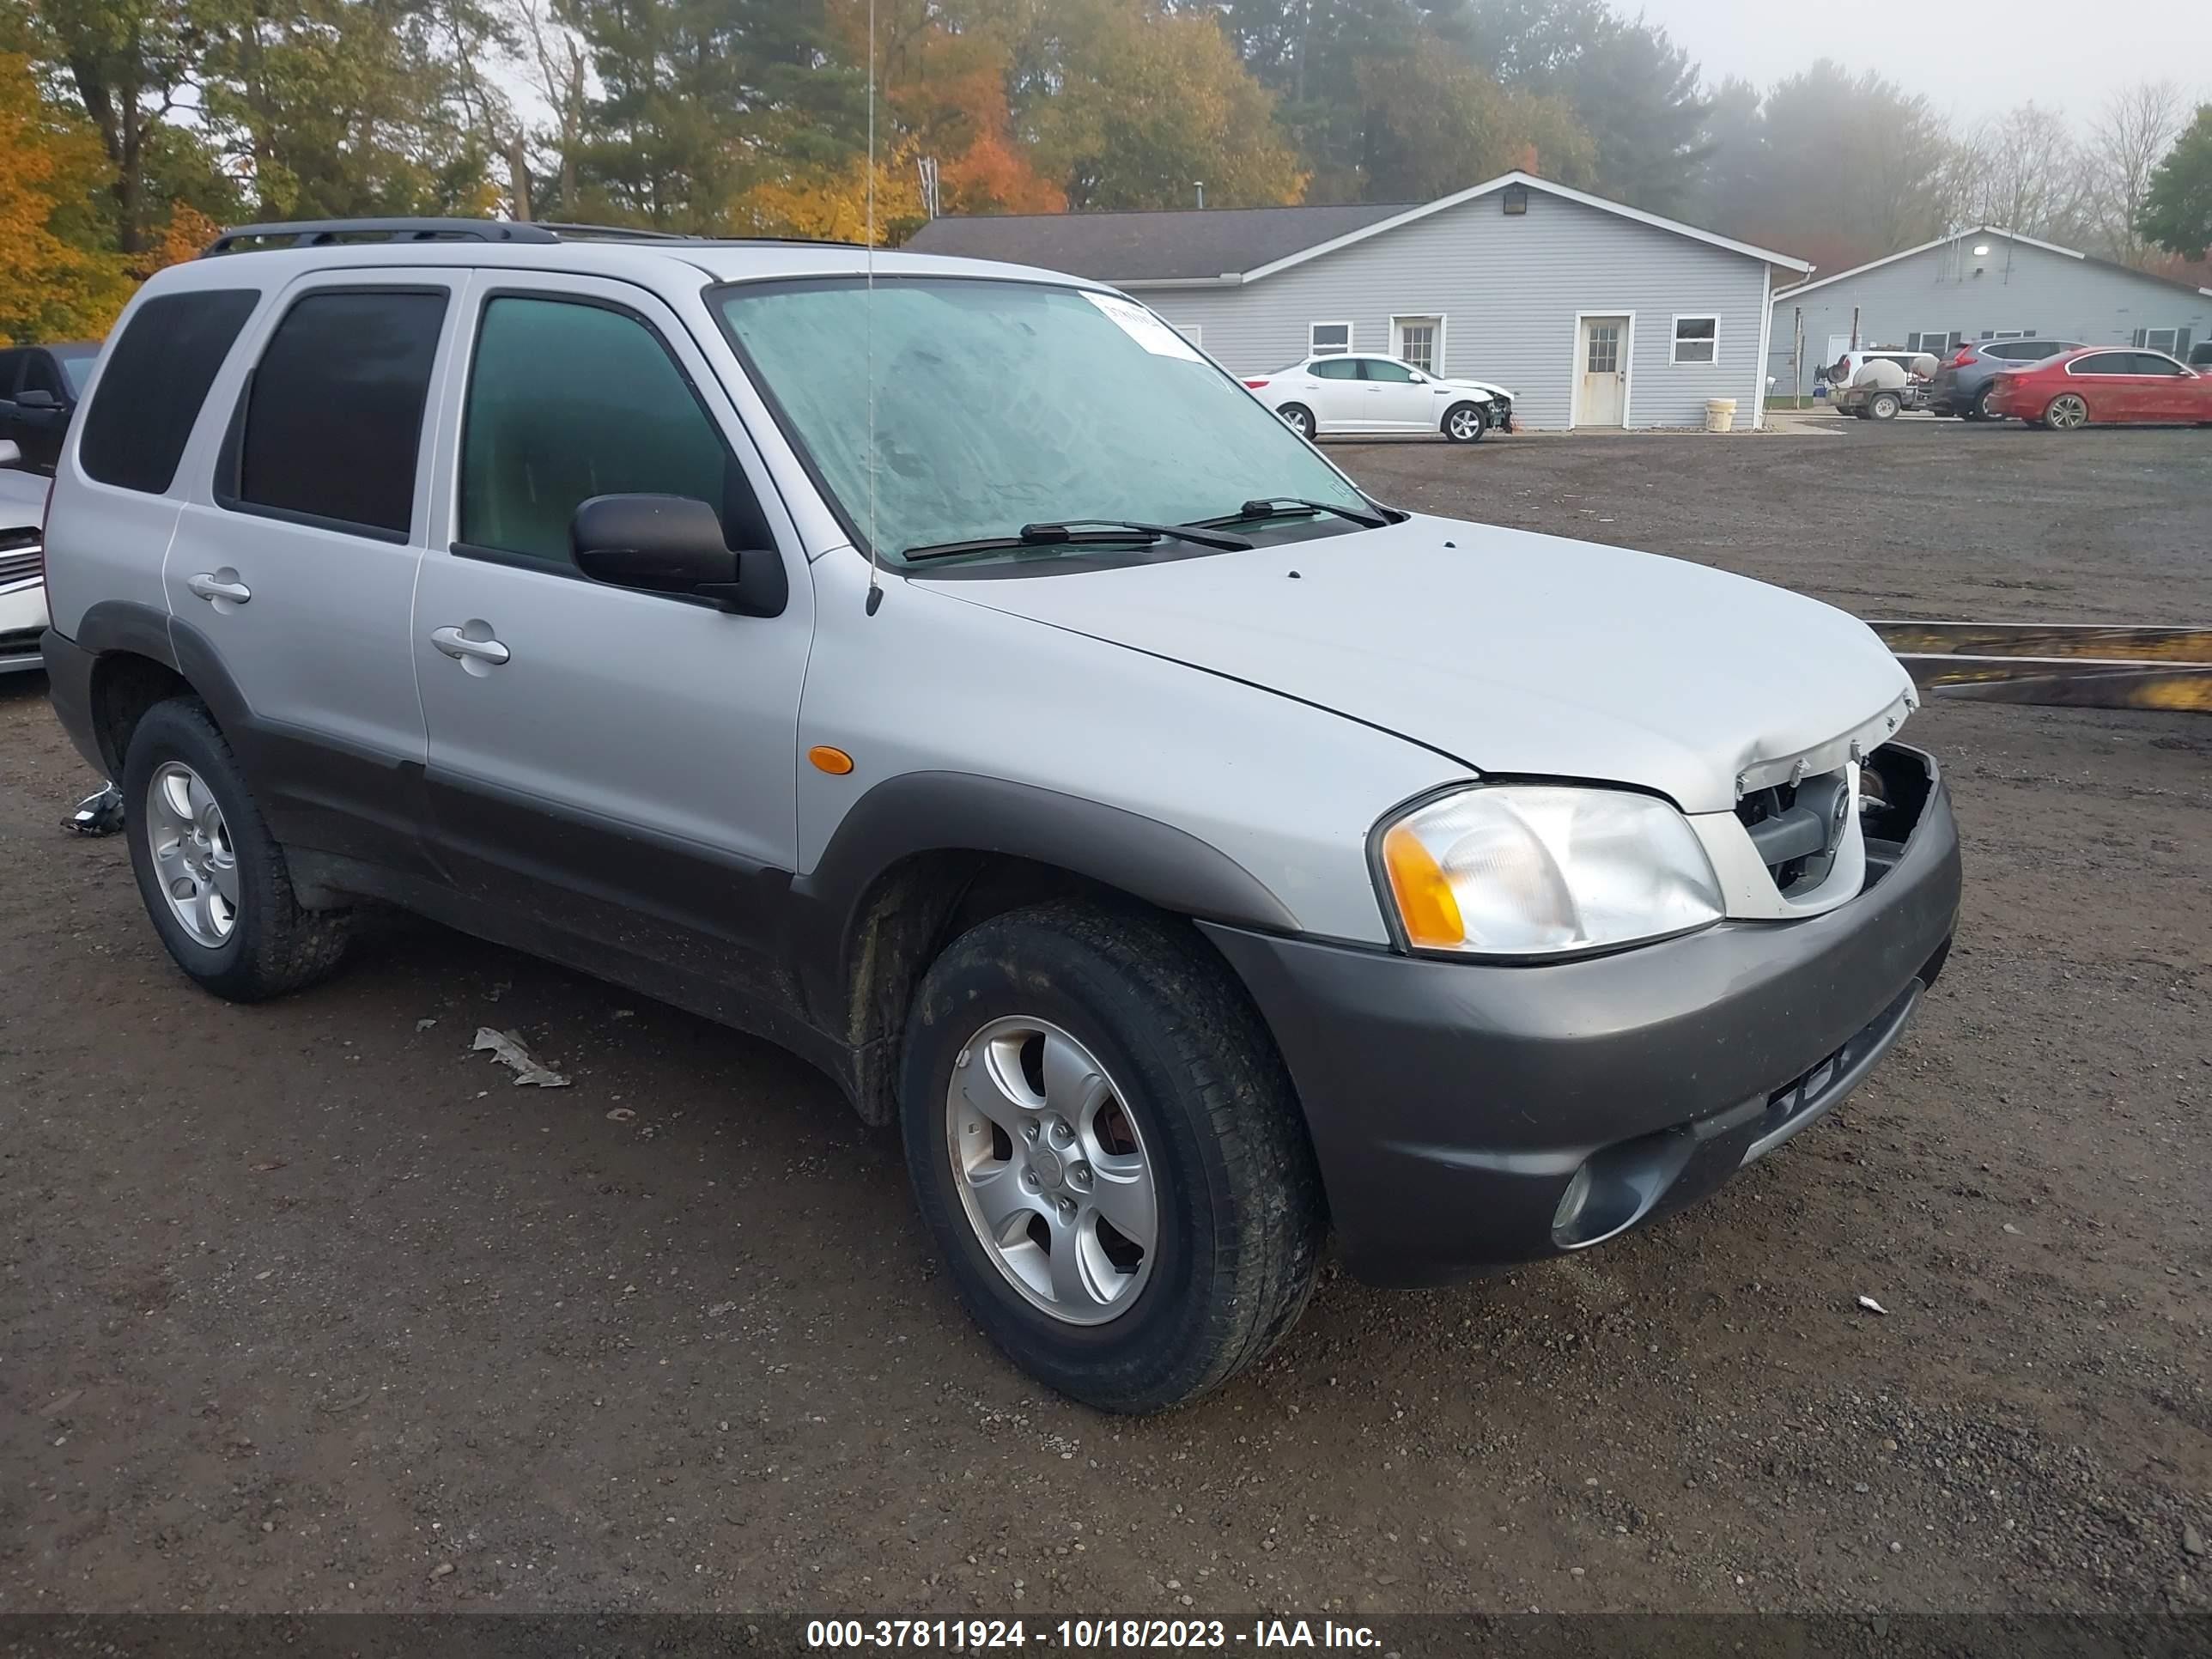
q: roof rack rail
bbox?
[203,218,561,255]
[200,215,871,258]
[529,221,700,242]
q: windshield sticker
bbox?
[1083,292,1205,362]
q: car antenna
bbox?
[862,0,884,617]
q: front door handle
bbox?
[431,623,511,667]
[186,570,252,605]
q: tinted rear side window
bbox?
[80,289,260,494]
[233,290,447,538]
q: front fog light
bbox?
[1378,785,1723,957]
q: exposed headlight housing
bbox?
[1376,785,1723,958]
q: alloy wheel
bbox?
[2046,393,2088,429]
[945,1017,1158,1325]
[145,760,239,947]
[1448,406,1485,441]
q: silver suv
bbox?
[40,218,1961,1412]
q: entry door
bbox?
[410,274,812,987]
[1578,317,1629,426]
[163,273,464,872]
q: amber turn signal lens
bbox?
[1380,822,1465,948]
[807,745,855,775]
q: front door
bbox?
[1358,357,1432,430]
[410,274,812,998]
[162,272,462,872]
[1577,316,1629,427]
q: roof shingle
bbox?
[901,201,1413,283]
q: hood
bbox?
[922,515,1913,814]
[1441,376,1513,401]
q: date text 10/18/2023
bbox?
[805,1619,1384,1650]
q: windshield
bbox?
[712,276,1372,562]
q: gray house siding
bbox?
[1134,189,1777,429]
[1768,233,2211,392]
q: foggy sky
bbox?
[1631,0,2211,125]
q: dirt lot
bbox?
[3,422,2208,1619]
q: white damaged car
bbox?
[1243,351,1515,442]
[0,441,47,673]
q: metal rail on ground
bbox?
[1870,621,2212,713]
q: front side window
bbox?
[232,290,447,537]
[1672,316,1718,364]
[82,289,261,495]
[1310,322,1352,356]
[1362,359,1415,384]
[714,277,1370,562]
[2129,352,2184,376]
[459,295,763,568]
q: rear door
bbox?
[410,274,811,996]
[2062,351,2139,420]
[162,271,461,872]
[1307,356,1365,429]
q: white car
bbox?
[0,441,47,673]
[1243,353,1515,442]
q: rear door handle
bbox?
[431,624,511,666]
[186,571,252,605]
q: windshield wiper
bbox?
[902,518,1253,562]
[1194,496,1393,531]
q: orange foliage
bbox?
[0,53,131,344]
[130,204,225,280]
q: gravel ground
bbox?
[3,421,2208,1618]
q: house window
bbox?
[1671,315,1717,365]
[1392,315,1442,374]
[1170,322,1201,347]
[2138,326,2180,355]
[1310,321,1352,356]
[1905,330,1960,354]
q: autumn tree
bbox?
[0,52,131,343]
[1014,0,1304,210]
[1353,40,1590,201]
[2140,102,2212,262]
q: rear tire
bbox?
[2044,392,2089,429]
[900,902,1325,1413]
[1868,391,1902,421]
[123,697,351,1001]
[1278,404,1314,439]
[1969,385,1996,422]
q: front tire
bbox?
[1442,402,1487,443]
[123,698,350,1001]
[900,902,1324,1413]
[1277,403,1314,439]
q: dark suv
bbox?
[0,342,100,471]
[1931,338,2081,421]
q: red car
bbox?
[1984,346,2212,429]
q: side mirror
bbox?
[571,493,784,615]
[1408,371,1427,383]
[0,441,19,467]
[15,390,59,411]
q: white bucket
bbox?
[1705,398,1737,433]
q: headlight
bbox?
[1376,786,1723,957]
